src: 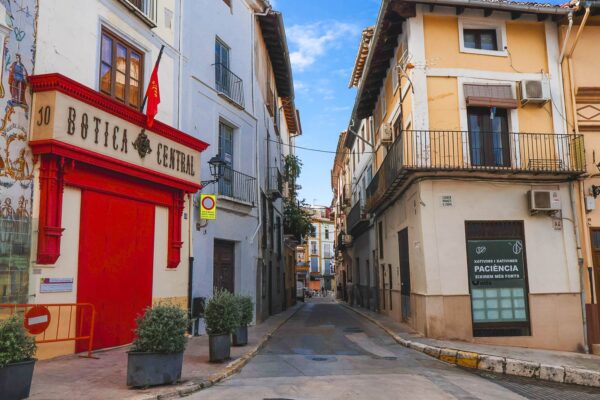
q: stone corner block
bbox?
[423,345,441,358]
[538,364,565,383]
[564,367,600,387]
[456,350,479,369]
[439,348,458,364]
[409,341,428,353]
[505,358,540,378]
[477,354,505,374]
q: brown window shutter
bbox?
[464,84,518,109]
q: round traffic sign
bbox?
[202,196,215,211]
[24,305,51,335]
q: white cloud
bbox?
[287,21,359,72]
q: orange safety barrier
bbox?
[0,303,97,359]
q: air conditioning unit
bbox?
[520,80,550,105]
[381,123,393,144]
[528,190,561,213]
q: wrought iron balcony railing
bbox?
[117,0,157,25]
[366,130,585,212]
[268,167,284,198]
[214,63,245,109]
[218,166,256,206]
[347,199,369,235]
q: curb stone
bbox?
[132,303,305,400]
[340,303,600,389]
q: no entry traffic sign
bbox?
[200,194,217,220]
[24,305,51,335]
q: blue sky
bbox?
[273,0,381,207]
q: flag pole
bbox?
[141,44,165,111]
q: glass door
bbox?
[218,122,234,197]
[468,107,510,167]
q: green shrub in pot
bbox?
[232,295,253,346]
[0,315,37,400]
[127,303,189,388]
[205,289,239,361]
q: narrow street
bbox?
[195,299,600,400]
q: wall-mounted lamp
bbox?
[201,154,226,187]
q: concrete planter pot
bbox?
[232,326,248,346]
[209,333,231,362]
[0,359,35,400]
[127,351,184,388]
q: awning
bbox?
[464,84,518,109]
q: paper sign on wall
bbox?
[40,278,74,293]
[200,194,217,220]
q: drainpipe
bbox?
[562,3,592,353]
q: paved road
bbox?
[195,298,600,400]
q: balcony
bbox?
[347,199,369,236]
[217,166,256,206]
[341,184,352,208]
[215,63,245,109]
[117,0,157,27]
[366,130,585,212]
[268,167,284,199]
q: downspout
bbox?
[562,4,592,352]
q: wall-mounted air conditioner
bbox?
[528,190,561,214]
[381,123,393,144]
[520,80,550,105]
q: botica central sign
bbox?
[31,90,200,185]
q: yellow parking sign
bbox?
[200,194,217,220]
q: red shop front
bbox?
[28,74,207,356]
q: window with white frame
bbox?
[458,19,507,57]
[380,90,387,122]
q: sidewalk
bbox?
[343,303,600,388]
[29,303,303,400]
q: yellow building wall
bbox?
[423,15,548,73]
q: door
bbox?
[589,229,600,343]
[77,191,155,351]
[214,240,235,293]
[467,107,510,167]
[218,123,234,197]
[365,260,370,309]
[399,228,411,321]
[381,264,386,310]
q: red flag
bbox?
[145,61,160,128]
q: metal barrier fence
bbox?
[0,303,97,359]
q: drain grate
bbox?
[382,356,397,361]
[311,356,329,361]
[343,327,364,333]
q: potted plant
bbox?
[232,294,253,347]
[204,289,239,362]
[127,303,188,388]
[0,315,37,400]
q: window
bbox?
[310,257,319,273]
[215,39,230,94]
[465,221,530,337]
[325,227,329,239]
[463,29,498,51]
[100,29,144,109]
[380,91,386,122]
[310,241,317,255]
[378,221,384,258]
[218,122,234,196]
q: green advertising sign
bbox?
[467,239,525,289]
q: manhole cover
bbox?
[343,327,364,333]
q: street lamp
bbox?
[201,155,226,187]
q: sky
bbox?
[272,0,381,207]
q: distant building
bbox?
[303,206,335,291]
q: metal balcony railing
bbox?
[366,130,585,211]
[215,63,245,109]
[268,167,284,198]
[347,199,368,235]
[118,0,157,24]
[218,166,256,206]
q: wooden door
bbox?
[467,107,510,167]
[214,240,235,293]
[399,228,411,321]
[77,191,155,351]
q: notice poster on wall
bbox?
[467,240,524,287]
[40,278,74,293]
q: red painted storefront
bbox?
[29,74,208,351]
